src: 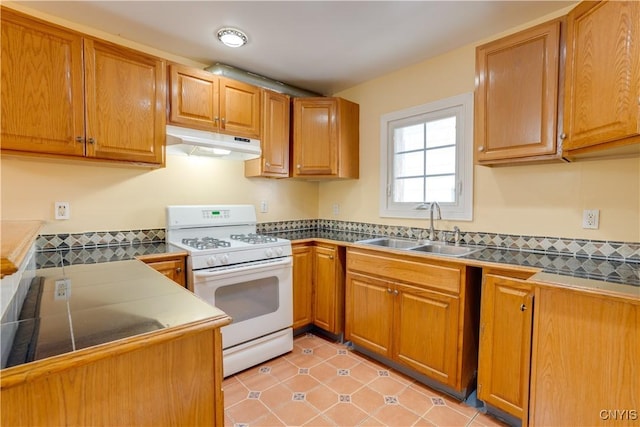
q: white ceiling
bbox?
[19,1,575,95]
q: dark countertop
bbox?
[2,260,226,370]
[267,229,640,290]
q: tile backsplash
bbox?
[35,220,640,263]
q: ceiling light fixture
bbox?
[217,27,248,48]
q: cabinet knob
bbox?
[88,137,96,144]
[214,117,219,122]
[176,267,182,273]
[393,289,399,296]
[560,133,567,140]
[387,288,392,294]
[75,136,84,143]
[520,304,527,311]
[296,164,301,169]
[328,255,334,260]
[477,146,484,152]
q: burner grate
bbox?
[182,237,231,250]
[230,233,279,245]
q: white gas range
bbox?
[166,205,293,377]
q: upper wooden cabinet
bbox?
[475,19,563,165]
[292,97,359,179]
[245,89,291,178]
[561,0,640,159]
[1,8,166,166]
[168,64,261,139]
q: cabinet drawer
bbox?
[347,249,461,294]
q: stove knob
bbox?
[221,254,230,264]
[207,255,217,266]
[265,248,274,258]
[275,247,284,256]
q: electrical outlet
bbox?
[582,209,600,229]
[55,202,70,220]
[54,279,71,300]
[260,200,268,213]
[332,203,340,216]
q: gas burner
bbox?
[230,233,279,245]
[182,237,231,250]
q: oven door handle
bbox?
[193,257,292,278]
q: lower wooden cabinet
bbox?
[137,253,187,287]
[345,247,479,395]
[529,286,640,426]
[477,273,534,423]
[292,243,314,329]
[291,242,345,335]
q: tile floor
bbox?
[223,333,508,426]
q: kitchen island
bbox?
[1,260,231,426]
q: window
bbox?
[379,92,473,220]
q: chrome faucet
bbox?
[428,202,441,241]
[453,226,461,245]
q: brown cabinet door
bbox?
[313,245,338,332]
[84,39,165,164]
[345,272,394,357]
[292,243,313,329]
[477,274,533,421]
[529,287,639,426]
[168,64,219,131]
[393,283,460,388]
[293,97,338,176]
[562,1,640,152]
[147,259,186,287]
[475,19,562,163]
[1,10,85,156]
[262,90,290,176]
[219,77,261,138]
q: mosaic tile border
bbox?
[259,219,640,263]
[36,229,165,252]
[35,221,640,263]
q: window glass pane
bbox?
[394,151,424,178]
[425,146,456,175]
[394,124,424,152]
[425,175,456,203]
[394,177,423,203]
[426,116,456,148]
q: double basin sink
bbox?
[356,237,480,257]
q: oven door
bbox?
[192,257,292,349]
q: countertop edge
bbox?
[1,220,42,278]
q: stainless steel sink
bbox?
[409,243,480,257]
[357,237,419,249]
[356,237,480,257]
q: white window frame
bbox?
[379,92,474,220]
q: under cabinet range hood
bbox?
[165,125,261,160]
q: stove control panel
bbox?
[202,209,230,220]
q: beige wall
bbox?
[329,7,640,243]
[2,3,639,242]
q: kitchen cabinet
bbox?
[245,89,291,178]
[561,0,640,159]
[168,64,261,139]
[137,253,187,287]
[529,286,639,426]
[292,243,314,329]
[474,19,564,165]
[345,247,480,395]
[1,8,166,166]
[291,242,345,335]
[292,97,359,179]
[477,272,534,423]
[312,243,345,334]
